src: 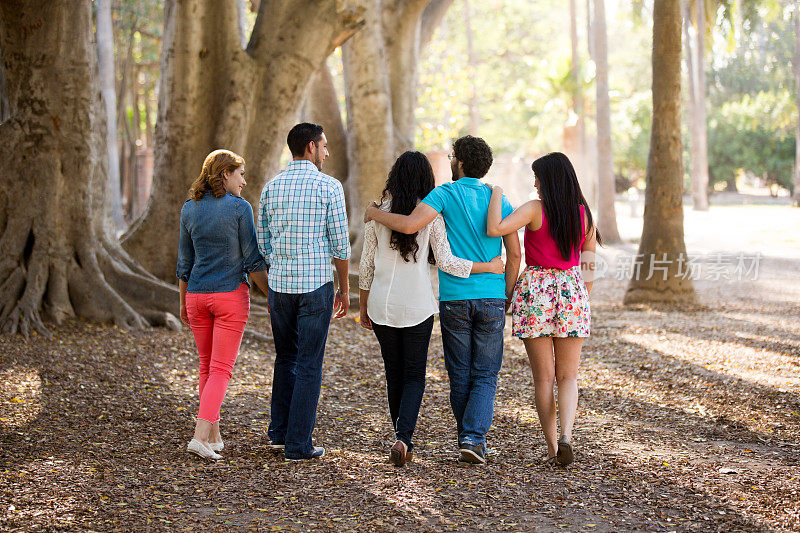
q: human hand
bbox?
[488,255,505,274]
[359,307,372,330]
[333,289,350,319]
[363,202,380,223]
[180,303,189,326]
[505,297,512,313]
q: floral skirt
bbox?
[511,265,591,338]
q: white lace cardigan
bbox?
[358,211,472,328]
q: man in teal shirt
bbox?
[365,136,521,463]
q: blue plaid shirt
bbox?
[257,159,351,294]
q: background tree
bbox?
[95,0,125,232]
[592,0,621,242]
[121,0,366,281]
[302,0,454,259]
[683,0,711,210]
[0,0,180,336]
[625,0,696,305]
[794,0,800,204]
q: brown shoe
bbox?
[389,440,408,466]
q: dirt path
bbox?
[2,233,799,530]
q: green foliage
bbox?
[708,90,796,190]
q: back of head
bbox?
[188,149,244,201]
[287,122,324,157]
[381,151,436,262]
[453,135,493,179]
[531,152,601,260]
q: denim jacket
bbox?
[176,191,268,293]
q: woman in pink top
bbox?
[487,152,601,467]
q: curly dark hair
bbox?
[379,151,436,263]
[453,135,493,178]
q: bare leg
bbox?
[192,419,213,448]
[209,421,222,444]
[523,337,557,458]
[553,337,583,440]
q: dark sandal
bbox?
[542,455,558,466]
[556,437,574,466]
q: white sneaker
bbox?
[209,440,224,452]
[187,439,222,460]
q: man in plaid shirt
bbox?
[257,122,351,461]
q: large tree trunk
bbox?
[342,0,433,259]
[0,0,181,337]
[96,0,125,232]
[121,0,365,281]
[342,2,395,232]
[694,0,710,210]
[302,65,350,188]
[624,0,696,305]
[685,0,709,210]
[593,0,621,242]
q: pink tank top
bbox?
[524,205,585,269]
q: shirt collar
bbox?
[455,177,483,187]
[287,159,317,172]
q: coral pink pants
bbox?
[186,283,250,424]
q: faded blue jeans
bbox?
[267,282,334,458]
[439,298,505,449]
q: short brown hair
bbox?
[188,149,244,201]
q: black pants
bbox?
[371,315,434,452]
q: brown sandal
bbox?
[389,440,409,466]
[556,436,574,466]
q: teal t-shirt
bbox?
[422,177,513,301]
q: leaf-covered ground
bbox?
[1,248,799,532]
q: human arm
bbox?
[580,214,597,295]
[429,215,503,276]
[359,289,372,330]
[357,221,377,328]
[333,258,350,319]
[486,186,540,237]
[365,202,439,234]
[248,270,270,313]
[502,231,522,311]
[325,181,351,319]
[176,212,194,326]
[179,279,189,326]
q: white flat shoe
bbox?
[187,439,222,460]
[209,440,224,452]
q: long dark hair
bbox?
[531,152,602,261]
[379,151,436,262]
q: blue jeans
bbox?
[267,282,334,458]
[439,298,505,448]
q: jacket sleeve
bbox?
[176,207,194,282]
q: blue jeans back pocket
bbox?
[440,300,470,333]
[479,300,506,335]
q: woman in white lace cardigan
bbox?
[358,151,504,467]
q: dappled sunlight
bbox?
[619,331,800,392]
[0,366,43,428]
